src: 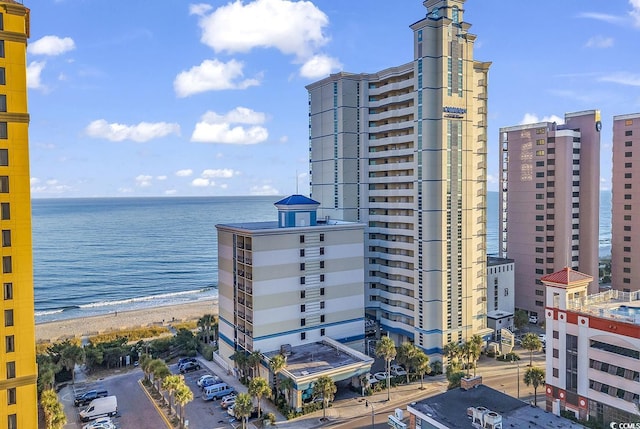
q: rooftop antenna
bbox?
[295,170,299,194]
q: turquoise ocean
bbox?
[32,192,612,324]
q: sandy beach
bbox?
[35,300,218,343]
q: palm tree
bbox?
[375,336,396,401]
[40,389,66,429]
[247,350,262,378]
[198,314,216,343]
[140,354,153,382]
[59,342,85,384]
[313,375,337,421]
[174,383,194,429]
[150,359,170,392]
[443,341,462,374]
[37,360,56,394]
[233,392,254,429]
[521,333,542,367]
[269,353,286,400]
[413,350,431,389]
[396,342,417,384]
[467,335,483,376]
[232,350,248,378]
[524,366,545,407]
[162,374,182,415]
[248,376,271,419]
[280,377,294,409]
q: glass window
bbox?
[5,335,13,353]
[0,149,7,166]
[626,119,634,126]
[2,256,10,273]
[6,361,15,379]
[3,283,11,300]
[8,414,16,429]
[0,203,7,219]
[2,230,9,247]
[301,332,306,340]
[0,95,6,113]
[0,122,7,139]
[7,387,15,405]
[4,309,12,326]
[300,318,305,326]
[0,41,4,58]
[0,68,5,85]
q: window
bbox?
[536,193,544,199]
[320,287,325,296]
[535,268,543,274]
[547,181,555,187]
[625,215,632,221]
[536,150,545,156]
[626,152,633,158]
[535,237,544,242]
[0,68,4,85]
[536,172,544,178]
[536,161,544,167]
[300,332,306,340]
[536,139,545,145]
[300,263,305,271]
[299,235,305,243]
[300,277,305,285]
[536,215,544,221]
[553,348,559,358]
[6,361,15,379]
[625,205,632,211]
[4,309,12,326]
[0,203,8,220]
[535,300,543,307]
[299,249,305,257]
[626,141,633,147]
[0,149,7,166]
[5,335,13,352]
[0,123,7,139]
[626,130,633,136]
[536,226,543,231]
[625,173,633,179]
[553,368,559,378]
[626,119,634,126]
[624,278,631,283]
[2,230,10,247]
[2,256,10,273]
[320,301,325,309]
[320,274,325,282]
[300,291,305,299]
[7,387,15,405]
[320,328,325,336]
[624,267,631,273]
[320,233,325,242]
[624,247,631,252]
[0,95,5,113]
[626,162,633,168]
[548,192,555,198]
[300,304,305,312]
[535,290,544,296]
[3,283,11,300]
[535,247,543,253]
[626,183,632,189]
[536,204,544,210]
[624,257,631,263]
[626,194,633,200]
[536,183,544,188]
[535,258,543,263]
[8,414,16,429]
[320,247,325,255]
[0,41,4,58]
[300,318,306,326]
[504,288,509,296]
[0,176,8,193]
[625,236,631,242]
[320,315,325,322]
[320,261,325,269]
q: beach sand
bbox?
[35,300,218,343]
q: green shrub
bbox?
[447,371,466,390]
[497,352,520,362]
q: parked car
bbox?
[374,372,389,381]
[82,417,116,429]
[197,374,219,388]
[79,396,118,422]
[177,357,198,367]
[362,373,379,385]
[538,333,547,345]
[180,361,201,373]
[228,405,258,418]
[221,396,236,409]
[529,314,538,324]
[390,364,407,377]
[200,377,222,389]
[74,389,109,407]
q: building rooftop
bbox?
[487,256,514,266]
[541,267,593,287]
[274,194,319,206]
[217,219,362,232]
[409,384,583,429]
[566,289,640,325]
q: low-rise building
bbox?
[543,267,640,426]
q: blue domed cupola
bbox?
[274,195,320,228]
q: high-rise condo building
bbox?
[499,111,601,319]
[0,1,38,427]
[611,113,640,292]
[307,0,491,355]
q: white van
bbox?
[79,395,118,422]
[202,383,234,401]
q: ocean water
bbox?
[32,192,613,323]
[32,196,277,323]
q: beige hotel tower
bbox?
[307,0,491,355]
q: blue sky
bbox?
[26,0,640,198]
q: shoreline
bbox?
[35,299,218,343]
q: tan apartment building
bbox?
[499,111,601,318]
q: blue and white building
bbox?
[216,195,367,365]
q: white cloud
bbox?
[28,35,75,56]
[250,184,280,196]
[192,178,213,187]
[156,175,167,181]
[176,169,193,177]
[577,12,626,25]
[196,0,329,60]
[118,187,134,194]
[585,35,614,48]
[279,136,289,143]
[27,61,46,90]
[600,72,640,86]
[174,59,260,97]
[165,189,178,195]
[85,119,180,142]
[299,54,342,79]
[135,175,153,187]
[189,3,213,16]
[630,0,640,27]
[191,107,269,144]
[30,177,71,194]
[520,113,564,125]
[201,169,237,179]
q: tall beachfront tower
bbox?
[307,0,491,356]
[216,195,366,365]
[611,113,640,292]
[499,111,601,319]
[0,1,37,428]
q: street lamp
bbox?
[511,356,520,399]
[365,400,375,429]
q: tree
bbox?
[247,350,262,378]
[375,336,396,401]
[198,314,217,344]
[248,376,271,419]
[396,342,417,384]
[232,350,248,379]
[150,359,170,392]
[313,375,337,421]
[233,392,254,429]
[467,335,483,377]
[269,353,286,400]
[162,374,183,415]
[174,383,193,429]
[514,310,528,331]
[140,354,153,382]
[59,342,85,384]
[524,367,545,407]
[40,389,66,429]
[280,377,294,409]
[521,333,542,367]
[443,342,462,373]
[413,350,431,389]
[37,355,56,395]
